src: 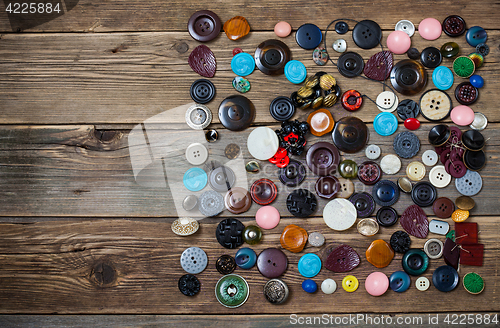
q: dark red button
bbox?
[364,51,393,81]
[357,161,382,185]
[460,244,483,266]
[404,118,420,130]
[443,238,459,269]
[432,197,455,218]
[187,10,222,42]
[442,15,466,37]
[341,89,363,111]
[188,45,217,78]
[305,142,340,176]
[445,159,467,178]
[400,205,429,239]
[455,82,478,105]
[257,248,288,278]
[250,178,277,206]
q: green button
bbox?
[402,249,429,276]
[339,159,358,179]
[440,42,459,58]
[243,225,262,245]
[215,274,249,308]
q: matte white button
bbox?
[332,39,347,53]
[422,149,438,166]
[406,161,426,181]
[416,277,430,291]
[365,144,381,160]
[424,238,444,259]
[247,127,279,160]
[376,91,398,112]
[395,19,415,37]
[185,142,208,165]
[429,165,452,188]
[323,198,357,231]
[429,219,449,235]
[321,278,337,294]
[380,154,401,174]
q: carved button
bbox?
[216,219,244,249]
[390,231,411,253]
[263,279,289,304]
[397,99,420,120]
[216,255,236,275]
[332,116,368,153]
[187,10,221,42]
[198,190,225,217]
[315,176,340,199]
[374,112,398,136]
[257,248,288,278]
[188,45,217,78]
[324,244,360,272]
[400,205,429,239]
[357,161,382,185]
[390,59,427,96]
[442,15,466,37]
[394,131,421,158]
[286,189,317,218]
[178,274,201,296]
[453,56,475,78]
[432,66,454,90]
[254,39,291,75]
[364,51,393,81]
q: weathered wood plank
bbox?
[0,30,498,124]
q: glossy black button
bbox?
[178,274,201,296]
[335,21,349,34]
[218,95,256,131]
[402,249,429,276]
[442,15,466,37]
[216,255,236,274]
[295,23,323,50]
[420,47,442,68]
[254,39,291,75]
[357,161,382,185]
[352,20,382,49]
[463,150,486,171]
[411,181,437,207]
[315,176,340,199]
[390,59,427,96]
[372,180,399,206]
[205,129,218,142]
[407,48,420,60]
[455,82,478,105]
[432,265,459,292]
[270,96,295,121]
[305,142,340,176]
[377,206,398,227]
[349,192,375,218]
[462,130,485,151]
[428,124,451,146]
[279,159,306,186]
[216,218,245,249]
[393,131,420,159]
[332,116,368,153]
[390,231,411,253]
[187,10,222,42]
[286,189,317,218]
[337,52,364,78]
[397,99,420,120]
[190,79,216,104]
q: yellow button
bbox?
[406,161,426,181]
[452,209,469,222]
[342,275,359,292]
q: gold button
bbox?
[406,161,426,181]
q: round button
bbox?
[215,274,249,308]
[476,43,489,57]
[470,112,488,131]
[332,39,347,53]
[187,10,221,42]
[466,26,487,47]
[233,48,243,56]
[190,79,216,104]
[216,218,244,249]
[453,56,475,78]
[451,105,475,126]
[376,206,398,227]
[315,176,340,199]
[306,141,340,176]
[186,103,213,130]
[464,149,486,171]
[198,190,225,217]
[321,279,337,294]
[419,89,452,121]
[280,224,308,253]
[279,159,306,187]
[172,217,199,236]
[257,248,288,278]
[395,19,415,37]
[407,47,420,60]
[313,47,329,66]
[456,195,475,211]
[209,166,236,192]
[263,279,289,304]
[224,187,252,214]
[374,112,398,136]
[357,218,379,236]
[463,272,485,295]
[256,205,280,229]
[433,265,459,292]
[235,248,257,269]
[342,275,359,292]
[250,179,277,206]
[390,231,411,253]
[469,52,484,69]
[416,277,430,291]
[402,249,429,276]
[231,52,255,77]
[376,91,399,113]
[387,30,411,54]
[216,255,236,275]
[336,178,355,199]
[432,66,454,90]
[442,15,466,37]
[397,99,420,120]
[446,159,467,179]
[462,130,485,151]
[332,116,369,153]
[390,271,411,293]
[424,238,444,259]
[286,189,317,218]
[455,170,482,196]
[335,21,349,34]
[394,131,420,159]
[270,96,295,122]
[302,279,317,293]
[455,82,478,106]
[341,89,363,111]
[349,192,375,218]
[422,149,438,166]
[274,21,292,38]
[398,177,413,193]
[225,143,240,160]
[428,124,451,146]
[365,144,381,160]
[406,161,426,181]
[295,23,322,50]
[183,167,207,192]
[420,47,442,68]
[390,59,427,96]
[365,272,389,296]
[309,232,325,247]
[180,247,208,274]
[357,161,382,185]
[247,127,279,160]
[219,95,255,131]
[178,274,200,296]
[352,20,382,49]
[429,165,452,188]
[440,42,460,58]
[205,129,218,142]
[411,181,437,207]
[339,159,358,179]
[432,197,455,218]
[337,52,365,78]
[284,60,307,84]
[323,198,357,231]
[372,180,399,206]
[243,225,263,245]
[254,39,291,75]
[307,108,334,136]
[418,17,442,40]
[185,143,208,166]
[298,253,322,278]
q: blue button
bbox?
[432,66,454,90]
[235,247,257,269]
[284,60,307,84]
[470,74,484,88]
[295,23,322,50]
[183,167,208,192]
[377,184,395,202]
[466,26,487,47]
[231,52,255,76]
[298,253,321,278]
[302,279,318,293]
[372,180,399,206]
[373,112,398,136]
[432,265,459,292]
[389,271,411,293]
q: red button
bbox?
[341,90,363,111]
[404,118,420,130]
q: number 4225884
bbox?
[5,3,61,14]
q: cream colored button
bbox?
[365,144,381,160]
[424,238,444,259]
[247,127,279,160]
[336,178,355,199]
[429,165,451,188]
[420,90,452,121]
[422,149,438,166]
[376,91,398,112]
[416,277,430,291]
[357,218,379,236]
[323,198,357,231]
[406,161,426,181]
[185,142,209,165]
[321,278,337,294]
[380,154,401,174]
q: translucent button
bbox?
[365,144,381,160]
[332,39,347,53]
[406,161,426,181]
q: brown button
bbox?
[432,197,455,219]
[250,178,277,206]
[254,39,291,75]
[336,177,355,198]
[188,45,217,78]
[332,116,368,153]
[187,10,222,42]
[223,16,250,40]
[280,224,308,253]
[257,248,288,278]
[225,143,240,159]
[307,108,335,136]
[366,239,395,268]
[224,187,252,214]
[315,176,340,199]
[400,205,429,239]
[305,142,340,176]
[455,196,475,211]
[218,95,256,131]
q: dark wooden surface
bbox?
[0,0,500,326]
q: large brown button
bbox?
[315,176,340,199]
[187,10,222,42]
[390,59,427,96]
[250,178,277,206]
[305,142,340,176]
[218,95,256,131]
[254,39,291,75]
[223,16,250,40]
[432,197,455,218]
[224,187,252,214]
[257,248,288,278]
[280,224,308,253]
[332,116,368,153]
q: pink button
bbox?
[256,205,280,229]
[386,30,411,54]
[365,272,389,296]
[418,18,442,40]
[450,105,475,126]
[274,21,292,38]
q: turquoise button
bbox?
[373,112,398,136]
[235,248,257,269]
[432,66,454,90]
[466,26,487,47]
[284,60,307,84]
[231,52,255,76]
[298,253,321,278]
[183,167,208,192]
[389,271,411,292]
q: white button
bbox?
[185,103,212,130]
[429,165,452,188]
[416,277,430,291]
[406,161,426,181]
[429,219,449,235]
[246,127,279,160]
[470,112,488,131]
[332,39,347,53]
[380,154,401,174]
[376,91,398,112]
[323,198,357,231]
[395,19,415,37]
[185,142,208,165]
[321,278,337,294]
[365,144,381,160]
[422,149,438,166]
[424,238,444,259]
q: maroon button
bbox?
[257,248,288,278]
[187,10,222,42]
[432,197,455,218]
[443,238,459,269]
[445,159,467,178]
[450,148,464,162]
[224,187,252,214]
[449,126,462,144]
[233,48,243,56]
[306,142,340,176]
[364,51,393,81]
[357,161,382,185]
[315,176,340,199]
[188,45,217,78]
[400,205,429,239]
[250,178,277,205]
[435,144,450,155]
[404,118,420,130]
[455,82,478,105]
[442,15,466,37]
[440,148,451,164]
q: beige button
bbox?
[416,277,430,291]
[406,161,426,181]
[429,165,452,188]
[420,90,452,121]
[323,199,357,231]
[376,91,398,112]
[336,177,355,198]
[380,154,401,174]
[185,142,209,165]
[357,218,379,236]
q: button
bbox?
[420,47,442,68]
[205,129,218,142]
[374,112,398,136]
[397,99,420,120]
[286,189,317,218]
[443,238,460,269]
[364,51,393,81]
[302,279,318,293]
[395,19,415,37]
[411,181,437,207]
[306,141,340,176]
[349,192,376,218]
[455,222,478,244]
[429,219,449,236]
[432,197,454,218]
[390,59,427,96]
[255,205,280,229]
[219,95,255,131]
[451,105,475,126]
[332,116,369,153]
[178,274,201,296]
[216,255,236,274]
[400,205,429,238]
[416,277,430,291]
[429,165,451,188]
[180,247,208,274]
[335,21,349,34]
[470,112,488,130]
[307,232,324,247]
[263,279,289,304]
[339,160,358,179]
[469,52,484,69]
[365,144,381,160]
[357,161,382,185]
[407,47,420,60]
[446,159,467,179]
[233,48,243,56]
[453,56,475,78]
[366,239,395,268]
[274,21,292,38]
[295,23,322,50]
[269,96,295,122]
[250,178,277,206]
[188,45,216,78]
[284,60,307,84]
[419,89,452,121]
[376,206,398,227]
[376,91,399,113]
[342,275,359,292]
[341,89,363,111]
[235,247,257,269]
[216,218,244,249]
[315,176,340,199]
[464,150,485,171]
[224,187,252,214]
[456,195,475,211]
[372,180,399,206]
[432,66,454,90]
[257,248,288,278]
[198,190,225,217]
[280,224,308,253]
[324,244,360,272]
[476,43,489,57]
[390,271,411,293]
[365,272,389,296]
[394,131,420,159]
[422,149,438,166]
[321,279,337,294]
[452,209,470,223]
[428,124,450,146]
[332,39,347,53]
[313,47,329,66]
[352,20,382,49]
[254,39,291,75]
[243,225,262,245]
[337,52,364,78]
[390,231,411,253]
[433,265,459,292]
[224,143,240,160]
[336,178,355,199]
[462,130,485,151]
[172,217,199,236]
[418,17,442,40]
[442,15,466,37]
[298,253,322,278]
[307,108,334,136]
[466,26,487,47]
[323,198,357,231]
[398,177,413,193]
[402,249,429,276]
[186,103,213,130]
[185,143,208,166]
[187,10,221,42]
[215,274,249,308]
[209,166,236,192]
[279,159,306,187]
[357,218,379,236]
[190,79,216,104]
[183,167,208,192]
[463,272,485,295]
[231,52,255,77]
[247,127,279,161]
[455,170,482,196]
[404,118,420,130]
[223,16,250,40]
[440,42,460,58]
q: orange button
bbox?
[307,108,335,136]
[366,239,395,268]
[280,224,308,253]
[452,209,470,222]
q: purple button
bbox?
[445,159,467,178]
[257,248,288,278]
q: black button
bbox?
[215,218,245,249]
[349,192,375,218]
[402,249,429,276]
[279,159,306,187]
[337,52,364,78]
[332,116,368,153]
[372,180,399,206]
[411,181,437,207]
[463,150,486,171]
[428,124,451,146]
[455,82,479,105]
[432,265,459,292]
[190,79,216,104]
[270,96,295,121]
[205,129,218,142]
[407,47,420,60]
[216,255,236,274]
[178,274,201,296]
[390,231,411,253]
[218,95,256,131]
[286,189,317,218]
[390,59,427,95]
[295,23,323,50]
[335,21,349,34]
[352,20,382,49]
[397,99,420,120]
[442,15,466,37]
[187,10,222,42]
[420,47,443,68]
[254,39,291,75]
[462,130,485,151]
[377,206,398,227]
[393,131,420,159]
